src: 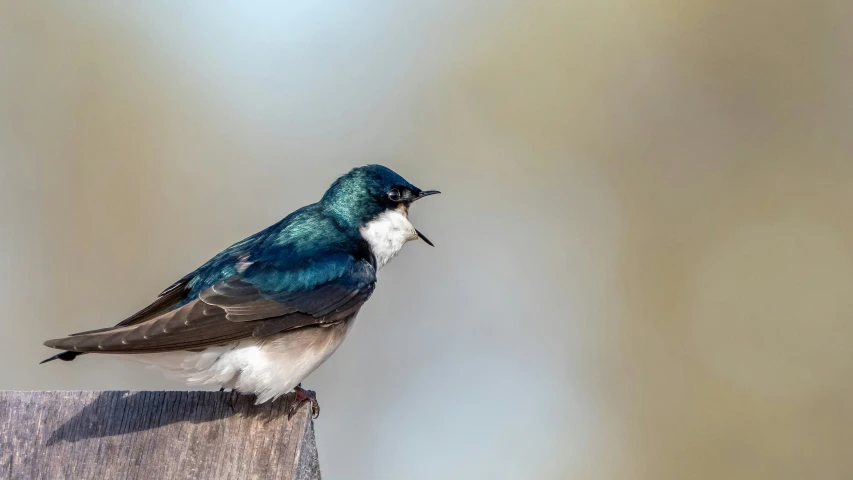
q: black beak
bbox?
[416,229,435,247]
[416,190,441,199]
[412,189,439,246]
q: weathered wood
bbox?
[0,391,321,480]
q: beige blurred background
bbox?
[2,0,853,478]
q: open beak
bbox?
[413,189,439,246]
[416,229,435,247]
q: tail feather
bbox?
[40,351,85,364]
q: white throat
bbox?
[360,207,418,270]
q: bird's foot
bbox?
[289,384,320,419]
[222,388,242,411]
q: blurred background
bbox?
[2,0,853,478]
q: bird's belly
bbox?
[132,317,356,404]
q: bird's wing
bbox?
[43,255,375,354]
[116,276,193,327]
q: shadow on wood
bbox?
[0,391,321,480]
[46,391,257,445]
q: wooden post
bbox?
[0,391,321,480]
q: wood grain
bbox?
[0,391,320,480]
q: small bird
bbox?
[42,165,439,416]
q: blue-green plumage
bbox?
[177,163,418,304]
[41,165,439,407]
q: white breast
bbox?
[130,320,356,404]
[360,207,418,269]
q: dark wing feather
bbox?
[117,275,193,326]
[198,278,299,322]
[44,259,375,354]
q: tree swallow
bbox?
[42,165,439,416]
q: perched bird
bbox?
[42,165,439,416]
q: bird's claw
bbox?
[289,384,320,419]
[225,388,242,412]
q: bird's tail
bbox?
[39,351,85,364]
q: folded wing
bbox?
[44,255,375,354]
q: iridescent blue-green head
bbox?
[322,165,440,259]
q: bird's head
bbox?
[322,165,440,252]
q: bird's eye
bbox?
[388,188,402,202]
